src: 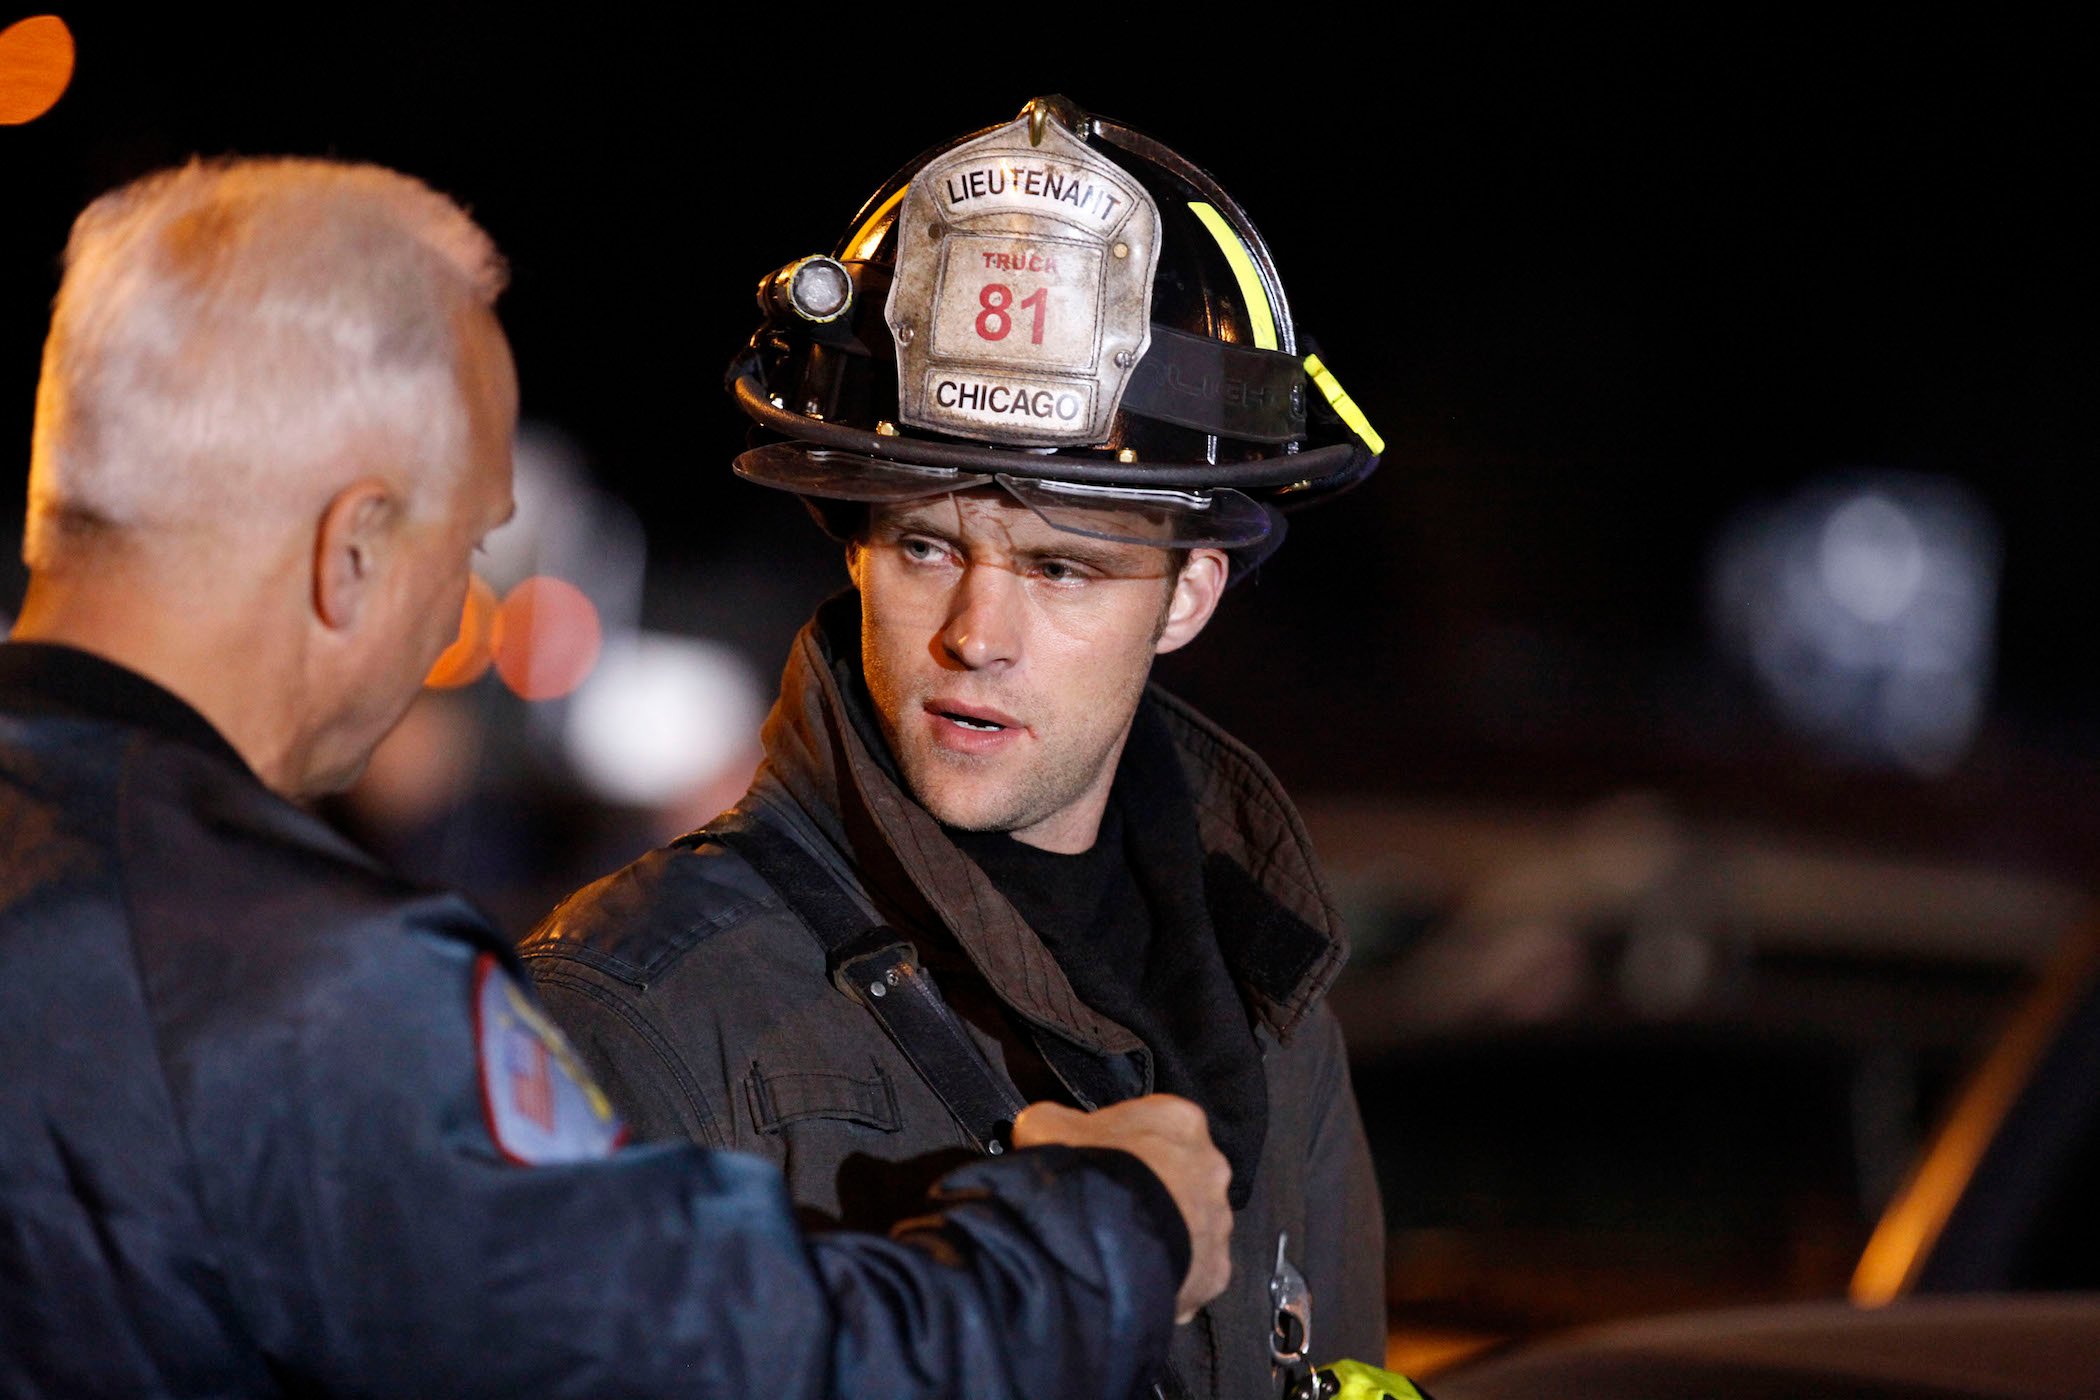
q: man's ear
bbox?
[1155,548,1228,655]
[313,479,401,631]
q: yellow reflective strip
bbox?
[1188,201,1278,351]
[1304,354,1385,456]
[1326,1359,1427,1400]
[845,187,907,262]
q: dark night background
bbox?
[5,9,2094,1365]
[7,13,2091,860]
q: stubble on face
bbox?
[875,629,1153,840]
[853,493,1184,851]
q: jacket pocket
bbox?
[745,1057,901,1134]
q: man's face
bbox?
[850,488,1223,853]
[395,311,516,694]
[309,309,516,795]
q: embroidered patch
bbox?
[473,954,624,1164]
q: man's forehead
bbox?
[871,488,1174,550]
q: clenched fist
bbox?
[1012,1095,1233,1322]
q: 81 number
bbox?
[976,283,1048,345]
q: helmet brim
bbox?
[733,443,992,502]
[734,443,1273,549]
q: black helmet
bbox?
[728,95,1383,559]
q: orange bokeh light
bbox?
[0,15,75,126]
[424,574,499,689]
[490,576,602,701]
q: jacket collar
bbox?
[0,641,251,776]
[750,592,1347,1045]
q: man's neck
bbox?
[11,564,306,795]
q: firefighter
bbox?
[526,96,1389,1399]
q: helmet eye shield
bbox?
[733,443,992,503]
[734,443,1271,548]
[991,472,1271,548]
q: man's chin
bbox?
[283,754,367,807]
[900,760,1027,835]
[914,787,1023,836]
[294,690,420,802]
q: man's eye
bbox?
[899,537,946,563]
[1036,559,1086,583]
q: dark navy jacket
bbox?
[0,643,1186,1398]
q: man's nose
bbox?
[938,562,1022,671]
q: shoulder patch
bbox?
[473,954,626,1164]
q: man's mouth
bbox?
[926,700,1023,735]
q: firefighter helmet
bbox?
[728,95,1383,559]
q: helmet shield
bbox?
[884,111,1162,448]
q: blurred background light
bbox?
[424,574,498,689]
[492,575,602,701]
[563,631,765,817]
[482,426,644,615]
[477,426,643,710]
[1710,474,2000,776]
[0,14,72,125]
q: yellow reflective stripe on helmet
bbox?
[1304,354,1385,456]
[1188,201,1278,351]
[845,187,907,263]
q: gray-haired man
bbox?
[0,156,1230,1398]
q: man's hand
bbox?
[1012,1095,1232,1322]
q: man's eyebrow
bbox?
[873,511,1158,574]
[1015,540,1155,575]
[875,511,960,540]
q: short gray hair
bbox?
[26,157,507,568]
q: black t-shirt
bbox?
[950,800,1159,1065]
[948,713,1269,1208]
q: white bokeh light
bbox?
[1820,493,1927,624]
[1711,474,1998,776]
[563,634,766,808]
